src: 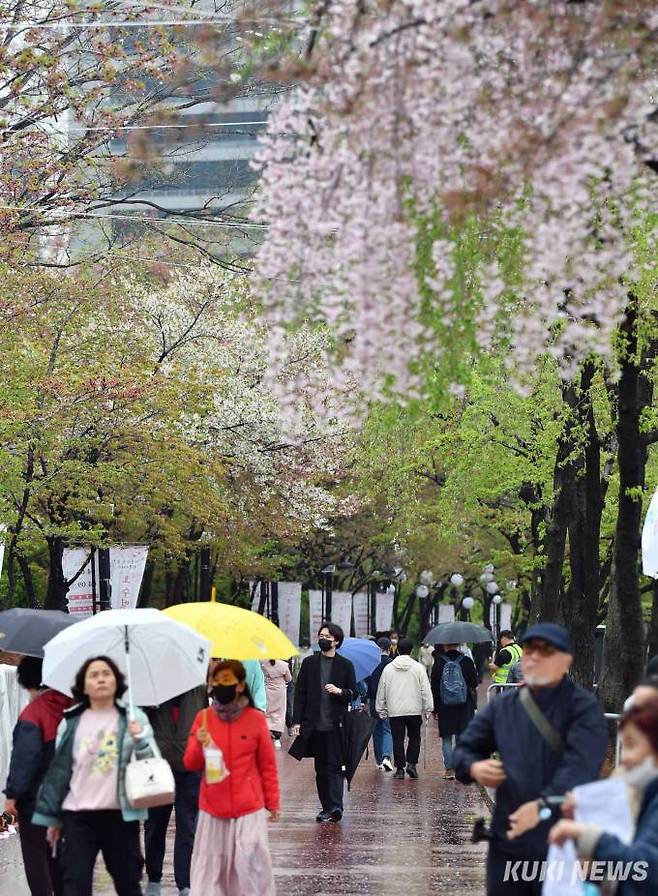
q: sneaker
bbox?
[393,769,405,780]
[274,740,282,751]
[179,890,191,896]
[381,756,394,772]
[316,810,332,823]
[145,884,161,896]
[406,763,419,779]
[330,808,343,823]
[376,762,383,769]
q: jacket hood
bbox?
[391,655,416,672]
[40,689,74,714]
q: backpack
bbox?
[440,655,467,706]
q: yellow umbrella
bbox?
[162,600,298,660]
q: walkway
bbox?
[1,724,487,895]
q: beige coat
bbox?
[261,660,292,733]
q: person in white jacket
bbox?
[375,639,434,779]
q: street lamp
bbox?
[450,573,464,587]
[460,594,474,621]
[419,569,434,586]
[320,564,336,620]
[491,593,502,641]
[415,584,429,599]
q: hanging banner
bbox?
[438,604,455,624]
[642,487,658,578]
[276,582,302,647]
[352,592,369,638]
[62,548,95,619]
[499,602,512,633]
[331,591,353,637]
[308,589,324,643]
[375,591,394,633]
[109,546,148,610]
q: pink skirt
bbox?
[190,809,276,896]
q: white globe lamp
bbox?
[492,594,503,605]
[450,573,464,587]
[415,584,429,599]
[462,596,475,610]
[419,569,434,586]
[486,581,500,595]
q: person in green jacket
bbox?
[33,655,158,896]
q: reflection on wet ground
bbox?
[1,722,487,895]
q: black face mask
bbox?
[212,684,238,705]
[318,638,334,653]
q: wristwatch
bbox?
[537,798,552,821]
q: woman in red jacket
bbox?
[183,660,280,896]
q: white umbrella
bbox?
[42,608,211,717]
[642,487,658,578]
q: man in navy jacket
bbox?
[454,623,608,896]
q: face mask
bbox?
[212,684,238,705]
[318,638,333,653]
[624,755,658,790]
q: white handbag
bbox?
[125,752,175,809]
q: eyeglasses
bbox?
[522,641,557,658]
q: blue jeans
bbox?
[442,734,457,770]
[372,717,393,765]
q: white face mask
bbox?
[624,755,658,790]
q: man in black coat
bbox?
[453,623,608,896]
[291,622,357,823]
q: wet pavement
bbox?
[0,725,487,895]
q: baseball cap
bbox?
[520,623,572,654]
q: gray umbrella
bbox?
[425,621,493,645]
[0,608,77,658]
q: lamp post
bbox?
[461,595,474,621]
[491,593,502,642]
[320,564,335,621]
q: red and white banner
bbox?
[352,592,369,638]
[276,582,302,647]
[62,548,95,619]
[500,602,512,633]
[375,591,394,633]
[63,545,148,619]
[330,591,352,638]
[438,604,455,624]
[110,546,148,611]
[308,589,324,643]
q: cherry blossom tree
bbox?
[252,0,657,400]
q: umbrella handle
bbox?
[124,627,134,722]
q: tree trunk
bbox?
[562,364,603,689]
[18,554,39,608]
[600,299,649,711]
[44,537,69,611]
[137,560,156,609]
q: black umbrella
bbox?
[340,708,376,788]
[425,621,493,645]
[0,608,77,658]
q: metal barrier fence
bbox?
[486,684,623,766]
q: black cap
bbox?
[377,637,392,651]
[520,623,572,654]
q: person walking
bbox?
[261,659,292,749]
[144,685,208,896]
[375,638,433,780]
[365,637,394,771]
[290,623,357,822]
[431,642,478,780]
[550,702,658,895]
[184,660,280,896]
[453,623,608,896]
[489,631,523,688]
[4,656,72,896]
[32,656,159,896]
[419,643,434,679]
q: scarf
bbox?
[211,694,249,723]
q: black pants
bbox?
[17,806,63,896]
[145,770,200,890]
[389,715,422,770]
[310,729,344,812]
[61,810,142,896]
[486,841,545,896]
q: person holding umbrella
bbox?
[32,655,159,896]
[4,656,72,896]
[184,660,280,896]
